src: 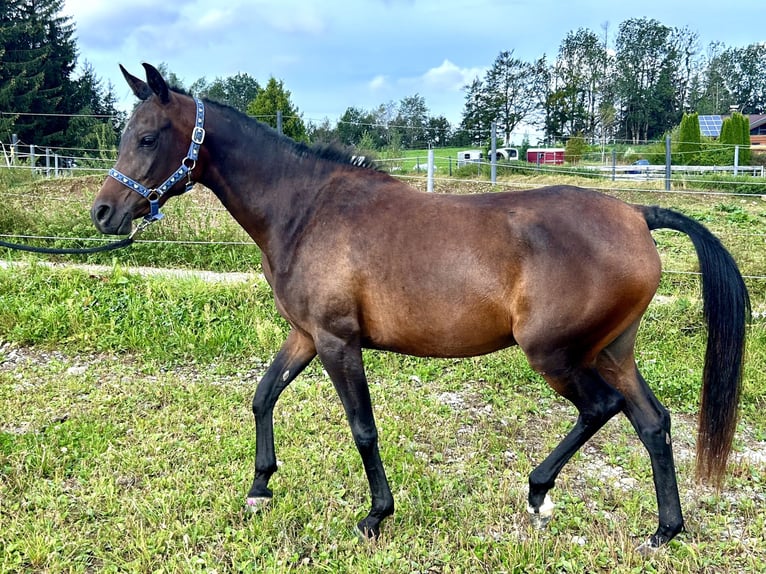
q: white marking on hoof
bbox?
[527,494,554,530]
[527,494,555,517]
[245,497,271,513]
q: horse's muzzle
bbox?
[91,202,134,236]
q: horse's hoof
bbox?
[244,496,272,514]
[527,494,555,530]
[356,518,381,540]
[635,540,661,556]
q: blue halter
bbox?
[109,97,206,223]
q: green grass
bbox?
[1,171,765,572]
[0,171,259,273]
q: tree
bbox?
[564,134,587,164]
[195,72,261,114]
[1,0,125,159]
[63,62,124,163]
[460,51,546,146]
[547,28,608,141]
[247,77,307,143]
[708,44,766,114]
[718,114,737,165]
[459,77,494,146]
[738,112,751,166]
[716,112,751,166]
[485,51,547,144]
[395,94,429,149]
[676,112,701,165]
[695,42,732,114]
[0,0,79,147]
[336,106,376,147]
[614,18,695,143]
[426,115,452,147]
[306,117,338,145]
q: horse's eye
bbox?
[140,135,157,147]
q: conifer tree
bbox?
[0,0,77,146]
[737,112,751,165]
[677,113,701,165]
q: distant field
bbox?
[376,147,480,173]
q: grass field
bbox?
[1,170,765,573]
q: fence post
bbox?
[490,121,497,185]
[45,148,51,177]
[30,144,35,173]
[734,145,739,176]
[611,148,616,181]
[665,136,671,191]
[11,134,18,166]
[427,148,434,193]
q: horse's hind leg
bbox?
[247,330,317,509]
[526,363,626,528]
[596,326,684,551]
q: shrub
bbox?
[564,134,587,164]
[676,113,701,165]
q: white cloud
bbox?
[420,59,485,91]
[368,75,389,91]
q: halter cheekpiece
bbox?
[109,97,205,223]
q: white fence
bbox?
[591,164,765,180]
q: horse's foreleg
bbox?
[315,331,394,539]
[247,330,316,509]
[527,367,625,528]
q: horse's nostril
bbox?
[94,204,111,223]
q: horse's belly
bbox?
[359,304,516,358]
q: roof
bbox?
[750,115,766,130]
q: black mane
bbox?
[196,92,380,172]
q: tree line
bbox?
[2,1,764,158]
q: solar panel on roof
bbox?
[699,115,722,137]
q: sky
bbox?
[62,0,764,141]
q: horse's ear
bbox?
[142,63,170,104]
[120,64,153,101]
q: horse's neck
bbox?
[200,111,330,258]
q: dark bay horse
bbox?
[91,64,749,552]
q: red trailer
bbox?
[527,147,565,165]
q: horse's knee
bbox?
[350,421,378,452]
[633,405,672,450]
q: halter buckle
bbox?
[192,126,206,145]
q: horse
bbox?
[91,64,749,552]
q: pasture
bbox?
[1,171,765,573]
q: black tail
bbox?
[641,205,750,486]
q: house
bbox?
[699,114,766,149]
[749,115,766,148]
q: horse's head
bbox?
[91,64,205,235]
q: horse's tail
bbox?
[640,205,750,487]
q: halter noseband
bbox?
[108,97,206,223]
